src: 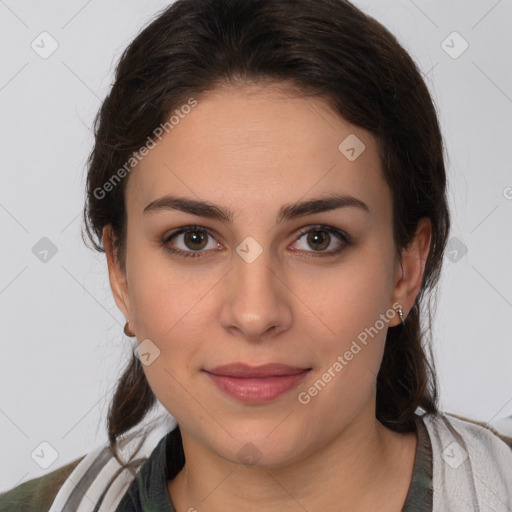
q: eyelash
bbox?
[160,224,352,259]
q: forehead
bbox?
[126,83,390,221]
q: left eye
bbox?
[162,225,350,259]
[292,225,350,255]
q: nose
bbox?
[219,243,293,341]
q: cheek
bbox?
[126,239,200,332]
[299,240,395,399]
[297,304,389,431]
[306,252,394,345]
[125,244,221,374]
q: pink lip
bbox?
[203,363,311,403]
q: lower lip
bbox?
[204,370,310,403]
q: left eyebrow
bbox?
[143,193,370,223]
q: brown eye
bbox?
[162,226,221,258]
[292,225,351,256]
[305,229,330,251]
[182,230,209,250]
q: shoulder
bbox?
[423,411,512,463]
[421,411,512,509]
[424,411,512,453]
[0,419,178,512]
[444,412,512,450]
[0,456,85,512]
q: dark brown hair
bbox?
[83,0,450,479]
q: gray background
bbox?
[1,0,511,492]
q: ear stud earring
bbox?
[124,321,136,337]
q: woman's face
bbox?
[106,83,428,466]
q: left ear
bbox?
[390,217,432,326]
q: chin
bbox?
[208,421,313,468]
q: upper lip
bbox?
[204,363,311,378]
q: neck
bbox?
[167,407,417,512]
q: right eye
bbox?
[161,226,223,258]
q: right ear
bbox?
[103,225,131,321]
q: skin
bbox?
[104,82,431,511]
